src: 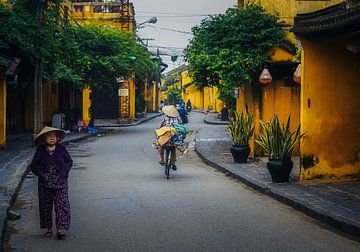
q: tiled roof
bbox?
[292,2,360,35]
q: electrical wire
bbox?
[145,25,192,35]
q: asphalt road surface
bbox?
[4,113,360,251]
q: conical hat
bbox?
[34,126,65,146]
[162,105,179,118]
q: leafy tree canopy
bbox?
[55,25,156,92]
[184,4,284,107]
[0,1,156,93]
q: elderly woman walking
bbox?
[30,126,73,239]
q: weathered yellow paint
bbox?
[129,78,135,119]
[182,84,204,110]
[261,82,301,155]
[243,0,342,25]
[0,76,6,148]
[299,36,360,180]
[295,0,342,14]
[270,47,295,62]
[82,86,91,124]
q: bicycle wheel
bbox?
[165,148,171,179]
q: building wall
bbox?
[82,86,91,125]
[42,83,59,126]
[25,82,34,131]
[68,0,136,120]
[0,75,6,148]
[300,36,360,180]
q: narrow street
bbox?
[4,113,360,251]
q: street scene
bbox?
[3,113,360,251]
[0,0,359,251]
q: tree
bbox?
[184,4,284,109]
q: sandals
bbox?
[158,161,165,166]
[56,230,66,239]
[43,230,52,237]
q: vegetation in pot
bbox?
[227,112,254,146]
[255,114,305,160]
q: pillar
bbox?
[0,76,6,148]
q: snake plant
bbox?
[256,114,305,160]
[227,112,254,146]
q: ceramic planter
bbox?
[230,144,250,163]
[267,159,293,183]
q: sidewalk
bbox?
[197,112,360,239]
[0,112,162,246]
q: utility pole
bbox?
[33,0,45,139]
[154,49,160,112]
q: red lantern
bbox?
[293,64,301,84]
[259,67,272,86]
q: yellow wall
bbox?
[178,70,223,112]
[261,82,301,155]
[71,2,135,31]
[242,0,342,44]
[129,78,135,119]
[300,36,360,180]
[0,76,6,148]
[82,86,91,124]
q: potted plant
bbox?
[227,112,254,163]
[256,114,305,183]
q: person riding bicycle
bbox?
[158,105,182,170]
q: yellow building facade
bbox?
[293,2,360,180]
[68,0,136,123]
[162,67,223,113]
[236,0,359,180]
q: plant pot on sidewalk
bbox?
[255,114,305,183]
[267,159,293,183]
[227,112,254,164]
[230,144,250,163]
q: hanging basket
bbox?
[293,64,301,84]
[259,68,272,86]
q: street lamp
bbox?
[137,16,157,28]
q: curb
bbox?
[194,143,360,239]
[203,113,230,125]
[95,113,163,127]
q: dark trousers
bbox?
[38,185,71,230]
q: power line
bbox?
[137,10,216,16]
[146,25,192,35]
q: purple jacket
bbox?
[30,143,73,189]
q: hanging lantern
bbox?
[293,64,301,84]
[259,67,272,86]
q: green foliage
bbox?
[227,112,254,145]
[166,85,181,105]
[163,74,181,86]
[184,4,283,106]
[255,114,305,160]
[0,1,156,93]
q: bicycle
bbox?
[163,144,176,179]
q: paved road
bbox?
[4,113,360,251]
